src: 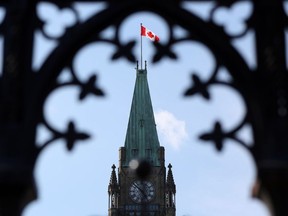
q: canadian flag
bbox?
[141,25,160,42]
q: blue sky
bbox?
[17,2,274,216]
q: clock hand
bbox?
[133,182,148,199]
[133,182,145,194]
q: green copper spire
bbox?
[123,62,161,166]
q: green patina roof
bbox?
[123,66,160,166]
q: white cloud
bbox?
[155,110,188,150]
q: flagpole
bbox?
[140,23,143,70]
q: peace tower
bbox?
[108,63,176,216]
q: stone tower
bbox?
[108,63,176,216]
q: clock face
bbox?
[129,180,155,203]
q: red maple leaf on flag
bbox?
[147,31,154,39]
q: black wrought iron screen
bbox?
[0,0,287,215]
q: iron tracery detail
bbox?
[0,0,286,216]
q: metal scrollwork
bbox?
[184,61,253,152]
[36,2,80,40]
[37,63,104,153]
[210,1,253,39]
[0,0,286,215]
